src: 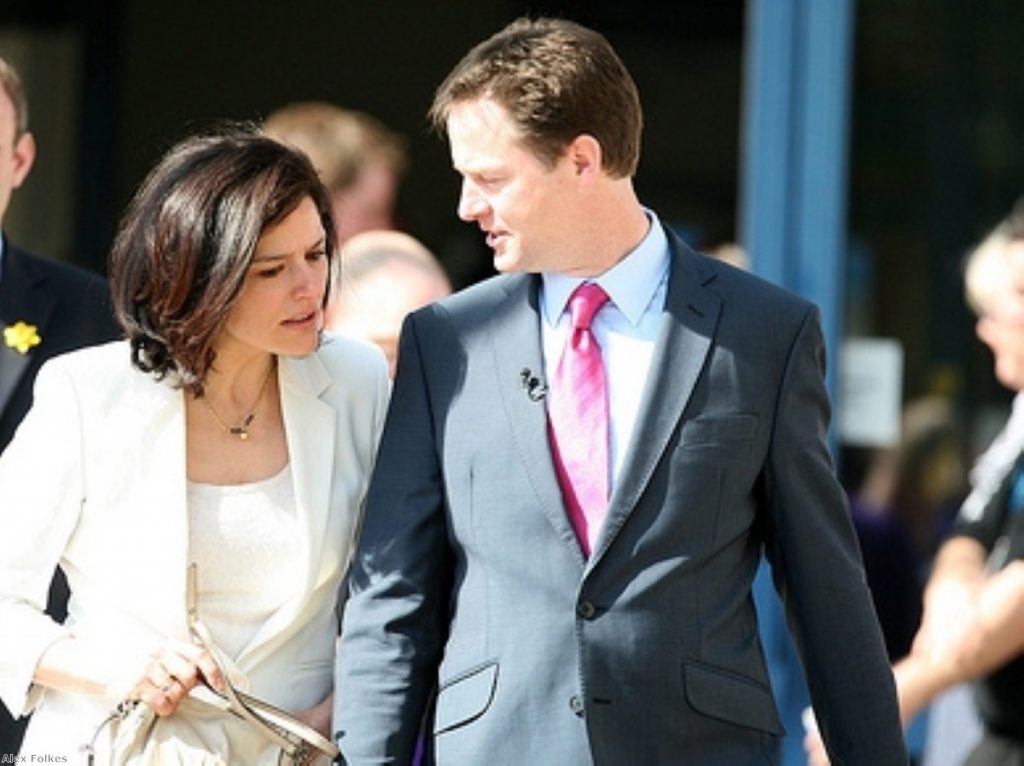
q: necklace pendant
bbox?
[200,363,272,442]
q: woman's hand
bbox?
[118,639,225,717]
[35,634,224,718]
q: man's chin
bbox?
[492,250,520,274]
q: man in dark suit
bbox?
[0,55,119,755]
[334,17,907,765]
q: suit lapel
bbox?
[237,353,335,665]
[489,276,585,559]
[591,237,721,563]
[0,246,56,416]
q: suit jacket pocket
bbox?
[680,413,758,446]
[682,660,783,735]
[434,661,499,735]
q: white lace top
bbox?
[187,463,301,660]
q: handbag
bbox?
[81,563,339,765]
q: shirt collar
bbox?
[541,209,670,327]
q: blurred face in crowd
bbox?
[0,84,34,227]
[328,259,451,377]
[976,239,1024,391]
[331,164,398,244]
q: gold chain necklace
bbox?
[200,362,275,441]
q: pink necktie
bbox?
[548,282,611,557]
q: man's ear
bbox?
[11,131,36,188]
[567,134,602,178]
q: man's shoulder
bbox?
[670,239,815,323]
[438,272,526,313]
[406,272,530,334]
[7,243,108,290]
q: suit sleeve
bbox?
[335,309,453,764]
[762,306,908,765]
[0,358,82,715]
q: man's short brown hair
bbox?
[429,17,642,178]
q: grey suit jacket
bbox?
[335,232,907,765]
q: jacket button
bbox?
[577,600,596,619]
[569,695,585,716]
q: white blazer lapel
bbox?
[236,353,335,666]
[280,353,336,593]
[145,380,191,636]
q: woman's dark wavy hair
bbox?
[109,126,336,395]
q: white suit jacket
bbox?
[0,336,388,758]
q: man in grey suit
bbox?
[335,17,907,765]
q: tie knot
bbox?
[568,283,609,330]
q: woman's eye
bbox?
[307,249,327,262]
[255,266,284,278]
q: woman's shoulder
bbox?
[38,338,132,380]
[29,340,164,421]
[284,334,388,395]
[314,333,387,377]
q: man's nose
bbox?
[457,180,487,222]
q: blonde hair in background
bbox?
[262,101,407,194]
[963,198,1024,318]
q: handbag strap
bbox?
[80,699,144,766]
[187,563,300,756]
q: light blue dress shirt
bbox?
[540,210,671,491]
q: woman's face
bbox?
[218,196,329,359]
[977,311,1024,392]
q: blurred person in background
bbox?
[263,101,407,245]
[326,229,451,378]
[848,397,970,765]
[808,198,1024,766]
[850,396,968,661]
[0,54,120,756]
[0,56,120,450]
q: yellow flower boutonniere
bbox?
[3,321,42,354]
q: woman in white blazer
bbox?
[0,129,389,761]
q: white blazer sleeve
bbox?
[0,357,83,715]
